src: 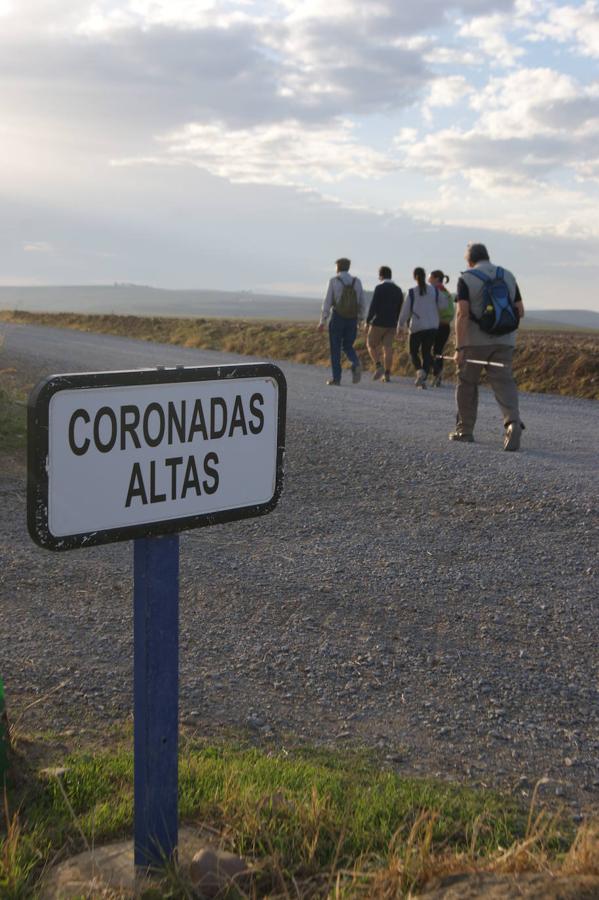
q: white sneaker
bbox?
[415,369,427,388]
[503,421,522,451]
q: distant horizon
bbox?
[1,282,599,319]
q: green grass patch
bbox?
[2,736,579,898]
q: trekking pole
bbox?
[436,355,505,368]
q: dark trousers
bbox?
[329,312,359,382]
[432,323,451,376]
[409,329,436,374]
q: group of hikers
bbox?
[317,241,526,451]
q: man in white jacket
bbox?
[318,258,367,386]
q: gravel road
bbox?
[1,321,598,815]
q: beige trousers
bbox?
[367,325,395,370]
[456,344,519,434]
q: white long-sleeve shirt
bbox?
[320,271,368,325]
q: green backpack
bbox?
[334,277,358,319]
[439,290,455,324]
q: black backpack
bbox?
[467,266,519,336]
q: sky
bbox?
[2,0,599,309]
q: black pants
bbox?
[409,329,436,374]
[432,323,451,376]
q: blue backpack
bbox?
[466,266,519,336]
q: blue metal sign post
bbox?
[134,534,180,868]
[27,363,287,876]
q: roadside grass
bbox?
[0,380,26,454]
[2,309,598,401]
[2,732,590,898]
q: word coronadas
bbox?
[66,392,266,507]
[68,393,265,455]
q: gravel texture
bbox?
[1,321,598,815]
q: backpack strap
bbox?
[332,276,342,308]
[333,275,346,309]
[409,287,421,320]
[466,269,490,284]
[463,271,485,325]
[434,286,439,305]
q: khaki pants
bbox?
[456,344,519,434]
[367,325,395,370]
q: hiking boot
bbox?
[415,369,427,388]
[503,421,522,451]
[448,430,474,443]
[352,363,362,384]
[326,378,340,386]
[382,371,391,383]
[372,364,384,381]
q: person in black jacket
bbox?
[366,266,404,382]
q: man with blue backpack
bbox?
[449,242,525,451]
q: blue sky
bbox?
[2,0,599,309]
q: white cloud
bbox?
[0,1,439,143]
[470,68,593,138]
[427,75,472,109]
[426,45,478,66]
[23,241,53,253]
[400,67,599,175]
[394,65,599,237]
[0,0,523,143]
[278,0,516,34]
[76,0,257,34]
[533,1,599,58]
[394,127,419,144]
[458,12,524,67]
[116,118,397,186]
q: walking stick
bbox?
[436,355,506,368]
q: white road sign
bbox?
[28,364,286,550]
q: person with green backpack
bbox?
[429,270,455,387]
[318,257,367,386]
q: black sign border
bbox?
[28,363,287,551]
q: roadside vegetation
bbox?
[1,310,598,401]
[0,375,26,454]
[3,731,598,898]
